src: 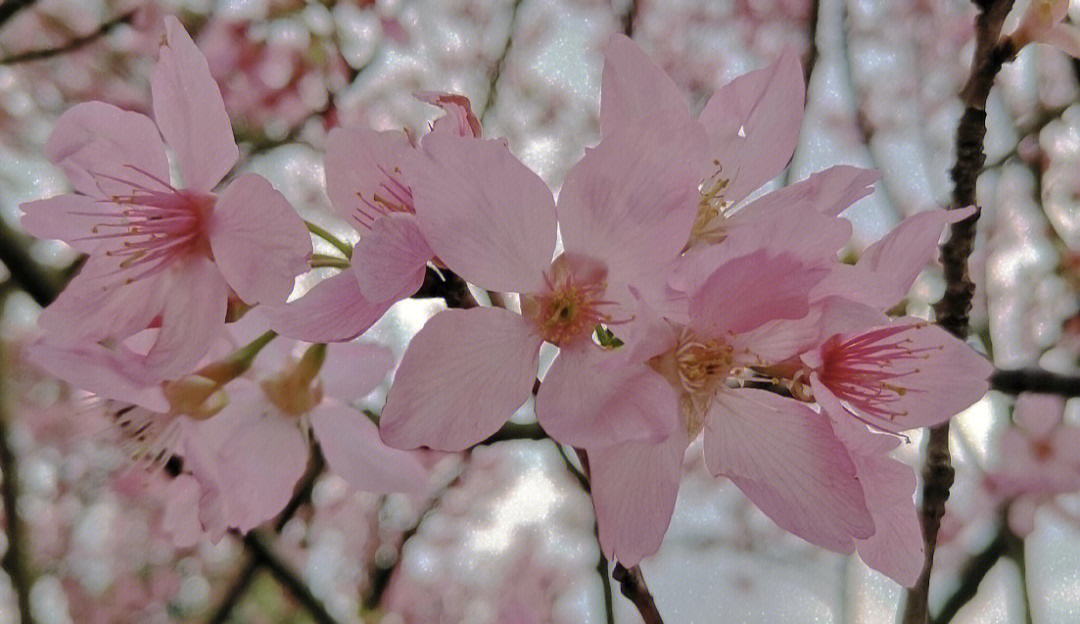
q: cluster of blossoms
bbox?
[23,16,993,587]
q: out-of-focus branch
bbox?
[243,532,339,624]
[990,368,1080,396]
[478,0,524,122]
[931,526,1008,624]
[803,0,821,87]
[0,0,35,28]
[0,219,66,307]
[612,564,663,624]
[206,557,260,624]
[478,421,547,445]
[981,104,1070,172]
[364,458,469,610]
[620,0,639,37]
[902,2,1016,622]
[0,344,33,624]
[0,10,134,65]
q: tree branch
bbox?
[0,344,33,624]
[612,563,663,624]
[902,2,1016,622]
[931,526,1008,624]
[0,218,66,307]
[990,368,1080,396]
[0,10,134,65]
[0,0,35,29]
[243,532,339,624]
[477,0,524,123]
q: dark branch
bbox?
[0,11,134,65]
[0,0,35,29]
[243,532,339,624]
[413,267,478,309]
[478,0,524,122]
[0,218,66,307]
[990,368,1080,396]
[902,2,1016,622]
[621,0,639,38]
[206,557,260,624]
[0,345,33,624]
[612,564,663,624]
[930,523,1025,624]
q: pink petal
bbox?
[20,195,117,253]
[703,388,874,552]
[310,402,428,495]
[325,127,413,232]
[1041,23,1080,58]
[261,269,397,343]
[151,15,238,191]
[142,256,229,378]
[857,207,977,302]
[25,341,169,411]
[689,251,826,337]
[598,34,693,137]
[557,119,707,284]
[380,308,542,451]
[415,91,483,138]
[812,263,905,312]
[740,165,880,218]
[38,254,168,345]
[536,345,678,448]
[320,342,395,402]
[723,203,853,262]
[589,430,689,565]
[699,49,805,204]
[215,383,309,532]
[44,101,170,199]
[407,133,556,293]
[1014,393,1066,439]
[163,475,207,548]
[209,173,312,304]
[351,214,432,302]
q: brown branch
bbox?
[612,564,663,624]
[902,2,1016,622]
[0,0,35,28]
[621,0,639,38]
[0,218,66,307]
[205,556,260,624]
[0,344,33,624]
[412,267,478,309]
[931,525,1009,624]
[242,532,339,624]
[990,368,1080,396]
[0,10,134,65]
[477,0,524,123]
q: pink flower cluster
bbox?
[23,16,993,587]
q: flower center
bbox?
[816,324,939,421]
[259,343,326,417]
[355,164,415,230]
[649,327,735,436]
[520,252,610,347]
[687,162,732,248]
[77,166,214,285]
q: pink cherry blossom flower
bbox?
[584,252,875,566]
[984,393,1080,535]
[797,298,993,434]
[378,76,711,452]
[20,16,312,378]
[263,93,480,342]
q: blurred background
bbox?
[1,0,1079,622]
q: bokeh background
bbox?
[1,0,1079,622]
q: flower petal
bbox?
[557,120,707,284]
[325,127,413,232]
[320,342,395,402]
[261,269,398,343]
[415,91,483,138]
[599,34,693,137]
[740,165,880,218]
[536,345,678,448]
[857,207,977,302]
[352,214,432,302]
[310,402,428,496]
[699,48,805,204]
[589,430,688,565]
[210,173,312,305]
[704,388,874,552]
[25,340,169,411]
[142,257,229,378]
[380,307,542,451]
[407,133,556,293]
[151,15,239,191]
[1014,393,1066,439]
[20,194,120,253]
[44,101,170,199]
[689,250,826,337]
[37,254,168,346]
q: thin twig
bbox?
[902,2,1016,622]
[0,344,33,624]
[596,523,615,624]
[0,218,66,307]
[612,563,663,624]
[477,0,524,123]
[206,556,260,624]
[990,368,1080,396]
[363,457,469,610]
[0,10,134,65]
[931,526,1008,624]
[621,0,639,38]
